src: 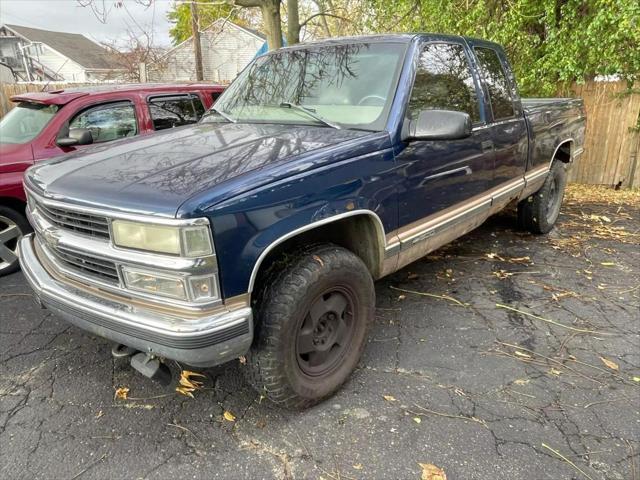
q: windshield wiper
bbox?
[202,106,236,123]
[279,102,341,129]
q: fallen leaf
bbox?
[114,387,130,400]
[509,256,531,264]
[419,463,447,480]
[407,273,419,280]
[514,351,532,359]
[223,411,236,422]
[398,295,406,301]
[238,355,247,365]
[632,377,640,383]
[176,370,206,398]
[514,379,530,385]
[353,464,363,470]
[383,395,397,402]
[95,410,104,418]
[548,368,562,376]
[600,262,616,266]
[600,356,619,371]
[313,255,324,267]
[413,417,422,424]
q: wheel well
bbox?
[250,213,384,294]
[0,197,27,216]
[554,141,572,164]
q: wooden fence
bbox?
[564,80,640,188]
[1,80,639,188]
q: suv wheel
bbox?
[518,161,568,234]
[244,244,375,409]
[0,206,30,276]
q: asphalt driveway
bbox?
[1,185,638,480]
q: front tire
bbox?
[518,161,567,234]
[244,244,375,409]
[0,206,31,277]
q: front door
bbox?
[395,40,495,230]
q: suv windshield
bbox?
[206,42,407,131]
[0,102,60,144]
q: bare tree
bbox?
[101,27,166,81]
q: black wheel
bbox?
[0,206,31,277]
[518,161,567,234]
[244,244,375,409]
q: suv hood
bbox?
[26,122,373,217]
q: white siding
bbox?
[149,22,263,83]
[26,43,86,82]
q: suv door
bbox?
[468,41,528,187]
[395,40,495,230]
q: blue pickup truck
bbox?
[18,34,585,408]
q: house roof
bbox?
[3,24,119,70]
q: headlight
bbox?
[112,220,213,257]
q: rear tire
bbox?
[244,244,375,409]
[0,206,31,277]
[518,161,567,234]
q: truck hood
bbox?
[26,122,373,217]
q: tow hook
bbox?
[110,344,173,386]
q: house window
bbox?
[148,94,205,130]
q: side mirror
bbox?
[406,110,472,141]
[57,128,93,147]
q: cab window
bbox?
[474,47,515,120]
[408,42,481,123]
[68,102,137,143]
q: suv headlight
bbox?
[111,220,213,257]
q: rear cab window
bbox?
[408,42,481,124]
[68,101,138,143]
[473,47,517,121]
[147,94,205,131]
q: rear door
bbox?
[467,40,528,187]
[395,39,495,228]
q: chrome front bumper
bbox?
[19,234,253,367]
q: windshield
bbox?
[0,102,59,144]
[206,42,407,131]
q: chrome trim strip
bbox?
[420,166,472,184]
[247,209,387,293]
[550,138,574,166]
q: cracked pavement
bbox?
[1,186,638,479]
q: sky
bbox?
[0,0,175,46]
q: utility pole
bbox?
[190,0,204,81]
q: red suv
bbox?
[0,83,225,275]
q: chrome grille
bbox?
[46,242,119,284]
[35,201,110,239]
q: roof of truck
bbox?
[10,83,226,106]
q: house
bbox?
[148,19,265,84]
[0,24,124,82]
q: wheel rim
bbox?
[545,174,563,224]
[296,286,357,377]
[0,215,22,272]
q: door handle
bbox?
[481,140,494,152]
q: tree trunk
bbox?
[286,0,300,45]
[261,0,283,50]
[190,1,204,81]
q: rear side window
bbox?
[408,43,480,122]
[474,47,515,120]
[211,92,221,103]
[148,94,205,130]
[69,102,137,143]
